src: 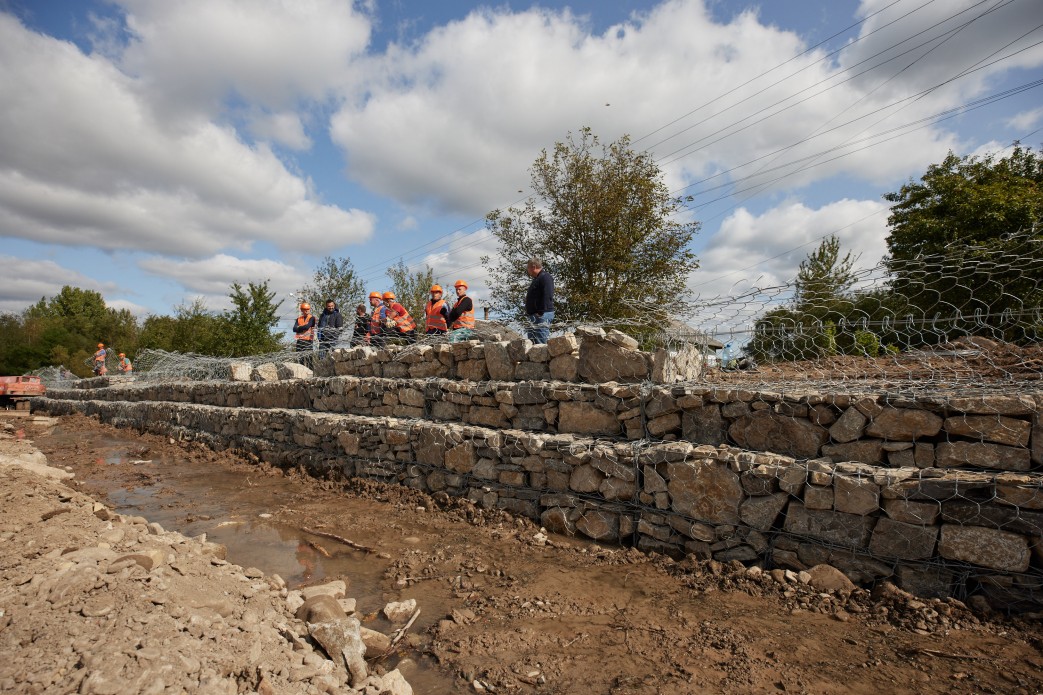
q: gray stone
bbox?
[514,361,550,381]
[829,407,867,444]
[821,440,885,465]
[445,442,477,474]
[805,564,856,593]
[646,412,681,438]
[883,499,940,525]
[456,359,489,382]
[944,415,1032,446]
[541,507,578,535]
[549,354,579,381]
[276,362,313,380]
[251,363,280,382]
[795,545,891,584]
[577,335,650,383]
[667,459,743,524]
[803,484,833,510]
[946,395,1035,416]
[938,525,1031,572]
[935,441,1031,471]
[681,405,727,447]
[599,477,636,501]
[940,501,1043,536]
[528,345,550,363]
[507,338,533,362]
[557,401,620,437]
[865,407,942,440]
[229,363,252,382]
[868,518,938,560]
[380,670,413,695]
[738,492,788,531]
[575,510,619,540]
[384,599,417,623]
[547,333,579,357]
[783,502,875,548]
[729,411,828,459]
[569,464,604,493]
[833,475,880,515]
[651,345,703,384]
[894,565,955,599]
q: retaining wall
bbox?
[36,391,1043,611]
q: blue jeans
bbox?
[526,311,553,345]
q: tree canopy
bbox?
[483,127,700,322]
[297,256,364,310]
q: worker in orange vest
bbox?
[293,302,316,352]
[92,343,108,376]
[382,292,417,343]
[117,353,132,373]
[447,280,475,343]
[425,285,450,335]
[365,291,387,346]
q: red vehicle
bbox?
[0,375,46,410]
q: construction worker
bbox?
[382,291,417,344]
[425,285,450,335]
[447,280,475,343]
[366,291,387,346]
[293,302,316,352]
[92,343,108,376]
[117,353,132,373]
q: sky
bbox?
[1,0,1042,333]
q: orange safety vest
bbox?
[119,358,132,372]
[425,299,447,332]
[452,295,475,330]
[296,315,315,341]
[93,348,106,363]
[387,303,416,332]
[369,306,383,335]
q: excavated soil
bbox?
[12,413,1043,694]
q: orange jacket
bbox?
[386,302,416,332]
[451,295,475,330]
[425,299,448,332]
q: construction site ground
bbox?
[6,412,1043,694]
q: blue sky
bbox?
[2,0,1041,330]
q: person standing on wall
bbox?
[365,291,387,346]
[117,353,132,373]
[92,343,108,376]
[293,302,316,352]
[381,292,418,344]
[350,303,369,346]
[524,258,554,345]
[447,279,475,343]
[317,299,344,351]
[425,285,450,336]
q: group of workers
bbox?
[292,279,477,351]
[92,343,132,376]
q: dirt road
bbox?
[17,414,1043,694]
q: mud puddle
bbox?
[37,423,459,693]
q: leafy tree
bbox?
[884,143,1043,342]
[298,256,364,310]
[139,299,223,355]
[794,236,857,311]
[222,281,284,356]
[386,260,436,325]
[483,127,700,322]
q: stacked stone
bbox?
[36,395,1043,608]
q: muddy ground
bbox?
[14,413,1043,694]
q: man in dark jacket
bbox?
[317,299,344,351]
[350,304,369,346]
[524,258,554,344]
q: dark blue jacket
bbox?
[318,308,344,341]
[525,270,554,315]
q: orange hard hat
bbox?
[300,302,310,311]
[454,279,468,289]
[430,285,442,293]
[369,291,381,299]
[98,343,104,348]
[382,291,396,300]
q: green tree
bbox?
[297,256,364,310]
[884,143,1043,342]
[222,281,284,356]
[794,236,857,311]
[139,299,223,355]
[386,260,436,325]
[483,127,700,322]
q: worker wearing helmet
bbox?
[92,343,108,376]
[381,291,418,344]
[117,353,132,373]
[447,279,475,343]
[425,285,450,335]
[366,291,387,346]
[293,302,316,352]
[524,257,554,345]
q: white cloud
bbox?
[1006,106,1043,132]
[247,111,312,151]
[689,198,891,331]
[419,228,499,303]
[331,0,1041,217]
[106,298,152,317]
[137,253,299,302]
[0,256,118,313]
[114,0,372,118]
[0,14,375,257]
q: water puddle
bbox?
[41,426,459,693]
